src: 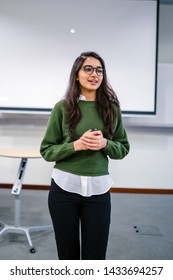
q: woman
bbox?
[40,51,130,260]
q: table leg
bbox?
[0,157,53,253]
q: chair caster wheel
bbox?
[30,248,36,253]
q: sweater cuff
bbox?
[102,139,110,153]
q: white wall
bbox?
[110,126,173,189]
[0,4,173,190]
[0,120,173,189]
[158,4,173,63]
[0,120,53,186]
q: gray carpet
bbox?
[0,188,173,260]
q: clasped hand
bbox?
[74,130,107,151]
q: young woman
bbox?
[40,51,130,260]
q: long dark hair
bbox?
[64,51,120,138]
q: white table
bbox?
[0,148,52,253]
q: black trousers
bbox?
[48,179,111,260]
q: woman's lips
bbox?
[88,79,98,84]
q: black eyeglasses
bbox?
[82,65,105,76]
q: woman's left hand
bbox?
[80,130,107,150]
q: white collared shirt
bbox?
[52,168,113,197]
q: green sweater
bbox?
[40,100,130,176]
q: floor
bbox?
[0,188,173,260]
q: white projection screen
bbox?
[0,0,158,114]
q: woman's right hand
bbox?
[74,129,106,151]
[73,138,88,151]
[73,129,94,151]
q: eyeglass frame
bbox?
[82,65,105,76]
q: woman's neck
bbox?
[80,90,96,101]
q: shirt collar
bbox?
[78,94,87,101]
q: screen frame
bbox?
[0,0,159,116]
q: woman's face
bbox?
[77,56,104,100]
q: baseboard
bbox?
[0,184,49,191]
[110,187,173,194]
[0,184,173,194]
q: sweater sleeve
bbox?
[103,107,130,159]
[40,102,76,162]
